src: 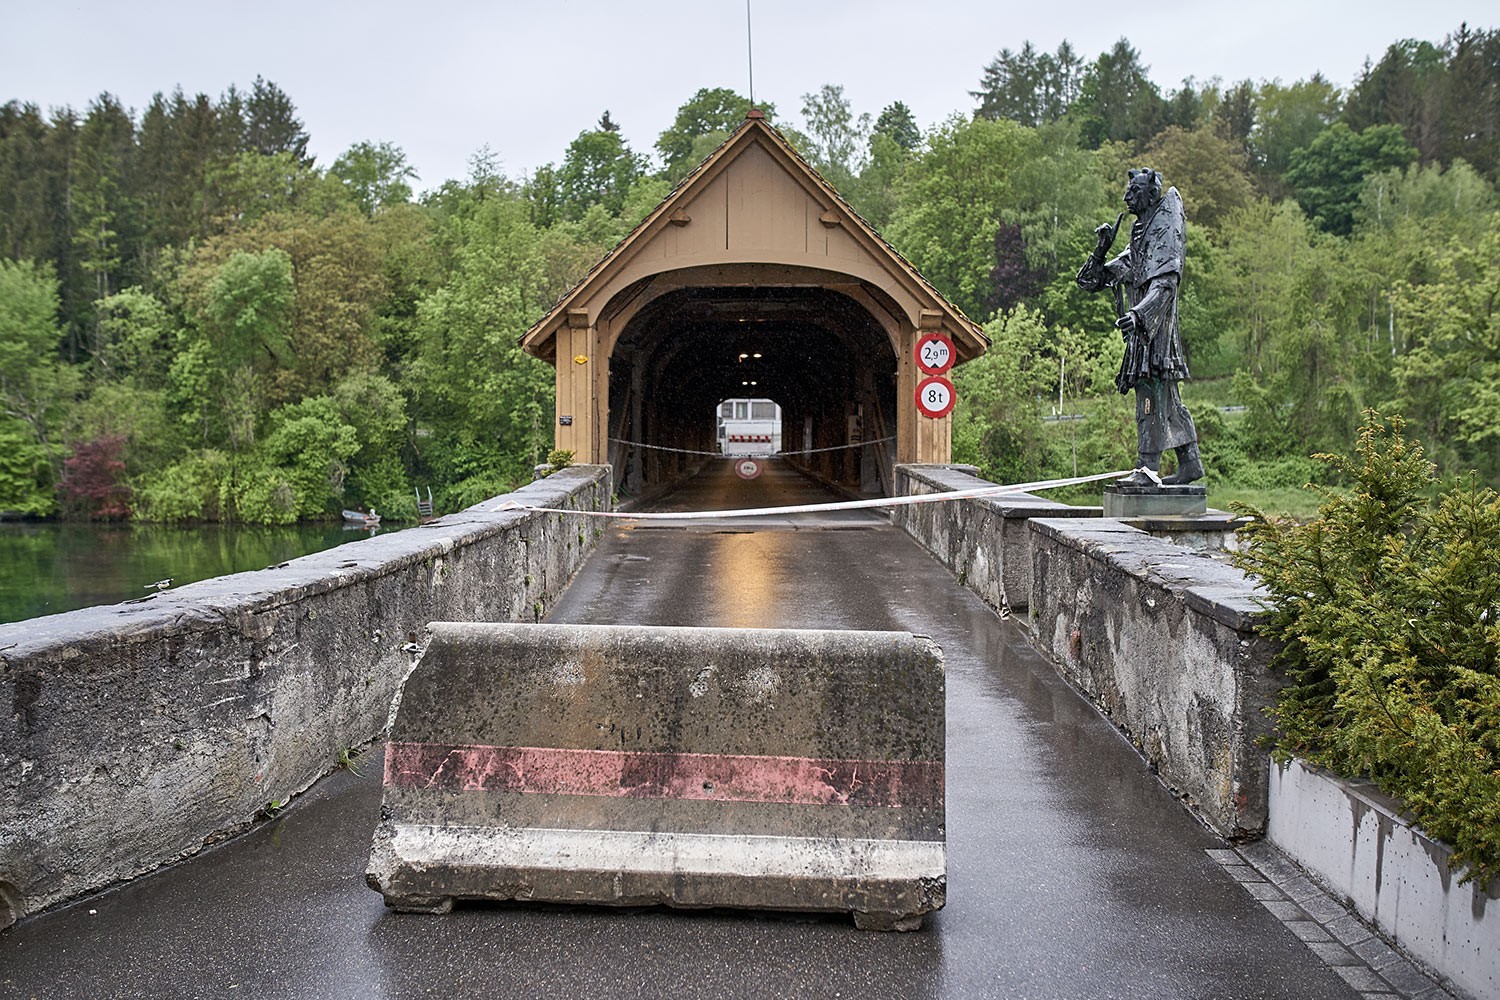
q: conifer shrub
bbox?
[1234,412,1500,887]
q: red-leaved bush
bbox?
[58,435,132,520]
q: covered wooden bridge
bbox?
[521,111,987,496]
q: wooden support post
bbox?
[898,311,954,465]
[555,309,605,463]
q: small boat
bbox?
[342,508,381,526]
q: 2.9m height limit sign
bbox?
[914,333,956,419]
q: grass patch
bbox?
[1209,484,1321,520]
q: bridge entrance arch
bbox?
[521,112,987,495]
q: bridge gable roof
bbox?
[521,114,987,360]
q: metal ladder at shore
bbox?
[415,486,434,517]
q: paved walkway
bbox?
[0,461,1442,999]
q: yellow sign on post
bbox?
[573,355,589,365]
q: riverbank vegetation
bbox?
[1236,413,1500,885]
[2,26,1497,521]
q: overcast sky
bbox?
[3,1,1492,191]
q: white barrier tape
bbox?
[777,436,895,457]
[490,469,1130,520]
[609,437,894,458]
[611,440,724,457]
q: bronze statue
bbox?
[1078,168,1203,486]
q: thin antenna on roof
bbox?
[746,0,755,106]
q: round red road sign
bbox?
[734,458,763,480]
[915,376,957,419]
[915,332,954,375]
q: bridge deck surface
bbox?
[1,460,1361,999]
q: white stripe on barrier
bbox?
[491,469,1131,519]
[393,824,945,881]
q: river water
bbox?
[0,520,400,626]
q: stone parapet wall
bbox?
[892,464,1100,613]
[0,466,611,925]
[891,465,1275,836]
[1027,517,1277,838]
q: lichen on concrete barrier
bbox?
[0,466,611,926]
[367,622,947,930]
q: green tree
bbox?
[1143,125,1256,229]
[1235,413,1500,886]
[92,286,174,385]
[885,116,1032,319]
[1214,79,1258,160]
[208,151,351,227]
[1286,122,1417,235]
[410,197,558,502]
[872,101,921,151]
[331,141,417,216]
[655,88,773,181]
[134,87,243,249]
[202,248,296,371]
[952,305,1124,483]
[1069,39,1166,149]
[1357,158,1497,240]
[0,420,54,516]
[1344,38,1448,162]
[799,85,871,191]
[245,77,310,162]
[0,259,78,489]
[184,247,296,450]
[852,132,909,231]
[1254,75,1343,181]
[849,103,924,230]
[330,371,411,512]
[1392,213,1500,478]
[972,41,1084,126]
[182,212,387,406]
[1210,198,1366,455]
[1439,25,1500,179]
[249,395,360,521]
[0,101,53,263]
[1163,77,1217,132]
[523,162,564,228]
[70,94,138,344]
[556,126,646,220]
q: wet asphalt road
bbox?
[0,460,1359,999]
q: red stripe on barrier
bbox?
[385,742,942,809]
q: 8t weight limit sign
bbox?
[915,376,956,419]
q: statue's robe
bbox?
[1077,187,1197,457]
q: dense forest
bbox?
[2,25,1498,521]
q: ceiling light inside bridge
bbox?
[753,353,762,358]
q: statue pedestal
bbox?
[1103,483,1207,517]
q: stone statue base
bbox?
[1103,483,1207,518]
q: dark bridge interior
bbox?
[607,285,898,498]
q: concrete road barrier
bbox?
[366,622,946,930]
